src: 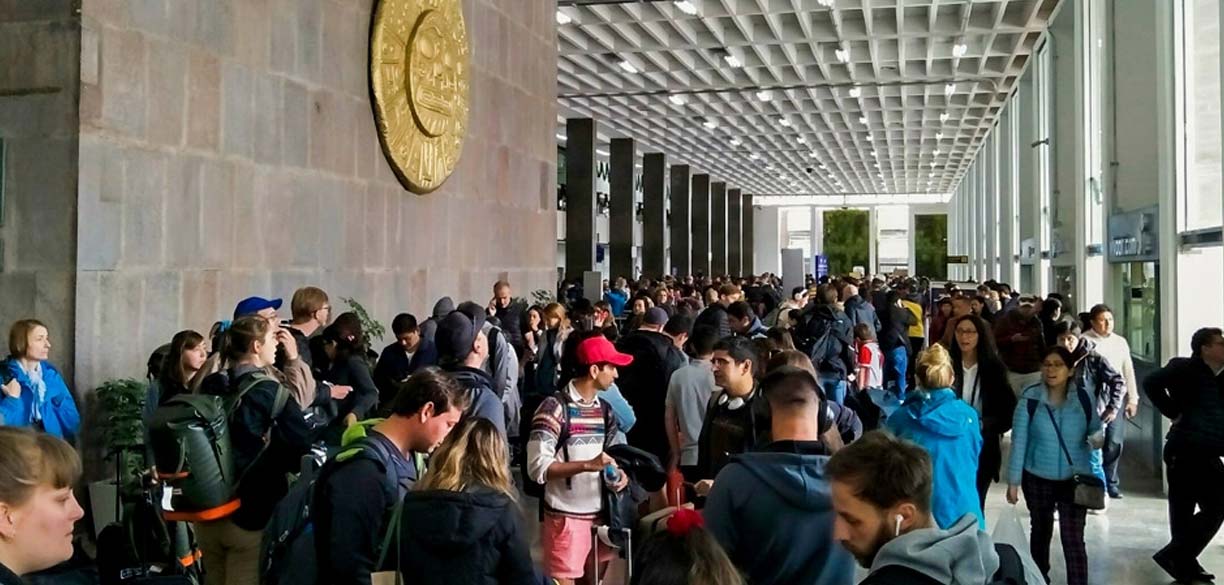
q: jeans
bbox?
[885,346,908,395]
[819,372,847,405]
[1102,413,1125,494]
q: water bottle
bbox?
[604,464,621,485]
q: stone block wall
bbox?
[0,2,80,382]
[73,0,559,390]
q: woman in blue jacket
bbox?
[1,320,80,442]
[1005,346,1104,585]
[885,343,984,530]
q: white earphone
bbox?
[893,514,903,537]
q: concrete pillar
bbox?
[692,174,711,275]
[669,165,691,276]
[608,138,635,281]
[641,153,666,279]
[743,194,755,275]
[711,182,727,275]
[727,188,742,276]
[565,118,596,279]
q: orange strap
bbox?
[163,499,241,522]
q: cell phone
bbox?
[280,319,293,328]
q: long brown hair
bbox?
[416,418,515,500]
[159,330,205,389]
[217,316,271,368]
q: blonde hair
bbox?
[915,344,955,389]
[0,427,81,507]
[290,287,329,321]
[416,418,515,500]
[543,302,569,331]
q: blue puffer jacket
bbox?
[1,359,80,442]
[886,387,984,530]
[605,289,629,317]
[1007,382,1103,485]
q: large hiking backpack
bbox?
[798,316,837,371]
[520,391,612,502]
[149,370,289,518]
[260,419,421,585]
[96,486,203,585]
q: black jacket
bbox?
[878,304,914,351]
[325,354,380,423]
[695,303,733,339]
[952,355,1016,482]
[200,365,314,530]
[799,305,857,376]
[373,341,438,412]
[616,329,689,464]
[396,488,537,585]
[493,302,526,358]
[1145,356,1224,454]
[315,431,420,585]
[843,296,881,340]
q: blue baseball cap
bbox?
[233,296,283,319]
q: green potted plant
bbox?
[94,378,148,500]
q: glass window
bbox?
[1181,0,1224,230]
[1176,246,1224,356]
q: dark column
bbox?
[743,194,756,275]
[727,188,742,277]
[669,165,691,276]
[564,118,596,279]
[691,174,710,275]
[711,181,727,275]
[642,152,666,279]
[609,138,635,281]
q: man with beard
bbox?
[827,431,1044,585]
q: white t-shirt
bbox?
[962,363,983,415]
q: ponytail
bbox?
[217,316,270,368]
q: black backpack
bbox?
[260,426,420,585]
[521,391,612,503]
[866,542,1029,585]
[96,489,203,585]
[799,316,837,370]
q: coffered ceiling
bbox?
[555,0,1061,200]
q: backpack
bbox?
[521,391,612,505]
[799,316,838,370]
[149,370,289,518]
[260,419,423,585]
[96,485,203,585]
[866,542,1029,585]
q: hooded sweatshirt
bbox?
[396,488,537,585]
[419,296,455,346]
[862,514,1046,585]
[704,441,856,585]
[885,388,984,530]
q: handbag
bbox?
[1044,405,1106,510]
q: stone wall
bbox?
[73,0,559,390]
[0,0,80,382]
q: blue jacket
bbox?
[704,441,855,585]
[605,289,629,316]
[1007,382,1103,485]
[886,388,984,530]
[1,359,80,442]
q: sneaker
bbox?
[1108,489,1123,499]
[1154,546,1195,583]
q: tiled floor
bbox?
[520,462,1224,585]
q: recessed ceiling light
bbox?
[730,137,742,146]
[674,0,699,15]
[871,150,878,157]
[556,10,573,25]
[797,136,807,144]
[945,83,956,96]
[835,47,850,63]
[668,94,687,106]
[724,53,744,68]
[933,148,942,156]
[848,87,862,98]
[865,135,873,142]
[810,151,819,158]
[952,42,968,58]
[858,116,868,125]
[778,118,792,127]
[704,118,718,129]
[618,59,638,74]
[756,90,773,102]
[936,131,944,140]
[750,153,761,160]
[817,0,834,7]
[940,112,950,123]
[929,172,936,178]
[819,163,827,169]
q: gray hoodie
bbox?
[866,514,1045,585]
[419,296,455,346]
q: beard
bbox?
[848,522,894,569]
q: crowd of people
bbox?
[0,272,1219,585]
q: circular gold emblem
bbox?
[369,0,469,194]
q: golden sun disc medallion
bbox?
[369,0,470,194]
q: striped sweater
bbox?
[526,383,621,517]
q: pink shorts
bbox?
[541,513,615,579]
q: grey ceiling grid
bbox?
[556,0,1060,200]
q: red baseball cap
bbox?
[576,336,634,367]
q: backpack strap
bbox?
[866,564,942,585]
[375,497,406,585]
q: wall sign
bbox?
[1107,206,1158,263]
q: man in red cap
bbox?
[526,335,633,585]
